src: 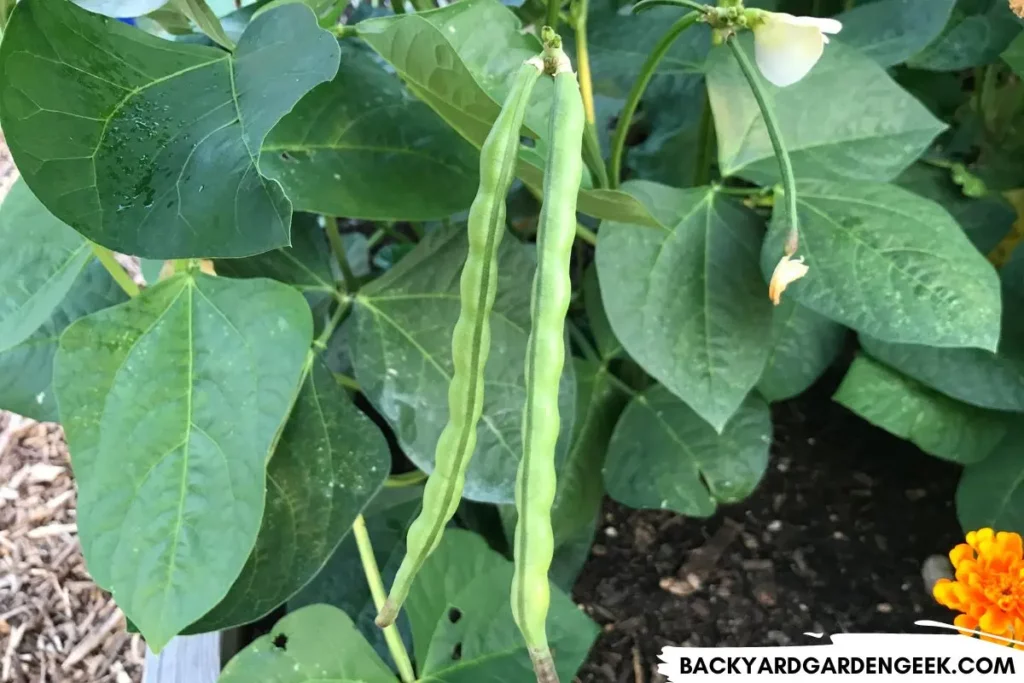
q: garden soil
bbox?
[573,365,965,683]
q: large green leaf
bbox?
[0,260,128,422]
[218,604,396,683]
[263,44,479,221]
[597,183,772,431]
[186,359,389,633]
[604,385,771,517]
[356,0,660,227]
[707,36,945,183]
[908,0,1022,71]
[834,354,1006,465]
[836,0,957,67]
[0,179,91,352]
[957,425,1024,534]
[761,179,1001,350]
[351,224,575,504]
[757,296,847,403]
[895,163,1015,254]
[407,529,598,681]
[53,273,312,650]
[73,0,165,16]
[0,0,340,259]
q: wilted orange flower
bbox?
[767,255,808,305]
[933,528,1024,648]
[1012,0,1024,20]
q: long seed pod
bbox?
[375,56,545,628]
[511,37,585,683]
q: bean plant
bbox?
[0,0,1022,680]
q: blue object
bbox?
[117,17,136,25]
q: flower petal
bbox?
[753,18,827,87]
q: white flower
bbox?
[768,255,809,305]
[752,12,842,87]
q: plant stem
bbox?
[331,24,359,37]
[631,0,708,14]
[573,0,610,189]
[385,470,428,487]
[325,217,360,293]
[332,370,361,391]
[693,87,715,186]
[726,37,799,253]
[608,11,701,188]
[391,0,406,13]
[353,515,416,683]
[410,0,433,11]
[576,222,597,246]
[313,298,352,351]
[546,0,561,31]
[567,321,600,363]
[91,244,140,297]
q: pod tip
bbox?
[375,600,399,628]
[529,648,560,683]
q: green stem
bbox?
[567,321,600,363]
[313,298,352,351]
[572,0,609,189]
[385,470,428,488]
[325,217,360,293]
[546,0,561,31]
[331,24,359,37]
[713,184,764,197]
[726,37,799,253]
[91,244,140,297]
[332,370,361,391]
[630,0,708,14]
[391,0,406,13]
[608,11,701,188]
[575,222,597,246]
[693,87,715,186]
[410,0,433,11]
[352,516,417,683]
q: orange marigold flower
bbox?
[933,528,1024,649]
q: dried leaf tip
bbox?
[768,254,808,305]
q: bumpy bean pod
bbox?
[376,57,544,628]
[512,39,585,683]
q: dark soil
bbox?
[573,368,966,683]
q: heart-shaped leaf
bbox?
[263,43,479,221]
[186,358,389,633]
[604,384,771,517]
[351,223,575,504]
[834,354,1006,465]
[835,0,957,67]
[0,179,91,352]
[0,0,340,258]
[54,273,312,649]
[762,179,1001,350]
[597,183,772,431]
[957,425,1024,534]
[908,0,1022,71]
[757,297,847,403]
[708,36,946,183]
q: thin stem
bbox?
[573,0,609,188]
[391,0,406,13]
[726,37,799,253]
[713,184,764,197]
[576,222,597,246]
[410,0,433,11]
[385,470,428,488]
[325,217,360,293]
[352,516,416,683]
[546,0,560,31]
[631,0,708,14]
[608,12,701,188]
[567,321,600,363]
[91,244,140,297]
[333,371,361,391]
[331,24,359,37]
[693,87,715,186]
[313,298,352,351]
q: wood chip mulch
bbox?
[0,415,145,683]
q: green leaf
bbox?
[0,0,340,259]
[604,384,771,517]
[859,277,1024,412]
[352,223,576,504]
[707,36,946,183]
[72,0,165,17]
[186,359,389,633]
[835,0,957,67]
[407,529,598,681]
[1003,32,1024,77]
[757,296,847,403]
[761,179,1001,350]
[290,488,421,663]
[53,273,312,650]
[174,0,235,50]
[908,0,1022,71]
[597,183,772,432]
[582,266,621,360]
[357,0,660,228]
[219,604,396,683]
[0,179,91,352]
[263,44,479,221]
[957,425,1024,534]
[0,260,128,422]
[834,354,1006,465]
[895,163,1015,253]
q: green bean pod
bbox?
[512,48,585,683]
[376,57,544,628]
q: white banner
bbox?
[657,622,1024,681]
